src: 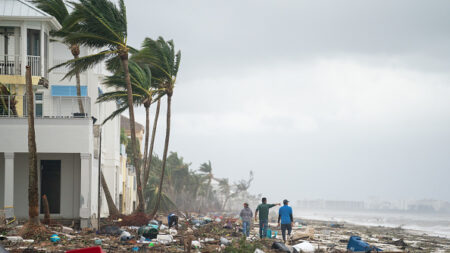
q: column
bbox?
[20,23,26,76]
[40,24,44,76]
[3,153,14,218]
[79,153,91,228]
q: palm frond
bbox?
[102,104,128,125]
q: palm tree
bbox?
[199,161,215,210]
[98,60,160,208]
[26,66,39,225]
[0,83,18,116]
[31,0,85,114]
[50,0,145,212]
[135,37,181,217]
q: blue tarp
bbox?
[347,236,382,252]
[51,85,87,96]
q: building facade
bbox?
[0,0,133,227]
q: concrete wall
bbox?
[0,118,92,154]
[13,153,81,219]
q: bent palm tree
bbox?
[135,37,181,217]
[51,0,145,212]
[98,61,161,209]
[31,0,85,113]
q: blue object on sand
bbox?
[347,236,382,252]
[50,234,60,242]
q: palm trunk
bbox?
[26,66,39,225]
[143,99,161,188]
[141,104,150,189]
[71,44,84,114]
[120,53,145,212]
[151,94,171,217]
[101,171,120,216]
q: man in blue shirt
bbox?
[278,199,293,242]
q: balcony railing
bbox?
[0,55,41,76]
[0,55,21,75]
[0,95,90,118]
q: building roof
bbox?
[1,0,50,17]
[0,0,62,30]
[121,116,144,133]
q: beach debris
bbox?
[191,240,202,248]
[156,234,173,244]
[392,238,407,248]
[119,231,132,241]
[347,236,382,252]
[4,236,23,242]
[254,249,265,253]
[62,226,74,233]
[220,237,231,245]
[137,225,158,239]
[98,225,121,235]
[293,241,315,252]
[291,227,315,241]
[272,241,290,252]
[94,238,102,245]
[66,246,105,253]
[169,228,178,236]
[50,234,60,243]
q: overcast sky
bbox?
[125,0,450,202]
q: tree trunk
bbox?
[42,195,50,225]
[71,44,84,114]
[143,99,161,188]
[120,53,145,212]
[141,104,150,191]
[151,95,171,217]
[100,171,120,217]
[26,66,39,225]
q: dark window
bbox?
[40,160,61,214]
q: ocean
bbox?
[296,209,450,238]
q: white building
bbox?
[0,0,128,227]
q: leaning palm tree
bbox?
[31,0,85,114]
[199,161,215,210]
[135,37,181,217]
[50,0,145,212]
[98,60,160,209]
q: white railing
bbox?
[27,55,41,76]
[0,95,90,118]
[0,54,21,75]
[0,55,42,76]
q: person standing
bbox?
[278,199,293,242]
[239,202,253,237]
[255,197,280,239]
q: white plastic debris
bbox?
[293,241,314,253]
[156,234,173,244]
[191,240,202,248]
[7,236,23,242]
[204,238,215,243]
[215,218,222,222]
[159,224,168,230]
[120,231,132,241]
[220,237,231,245]
[169,228,178,236]
[23,239,34,243]
[254,249,265,253]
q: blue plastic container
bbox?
[266,229,272,238]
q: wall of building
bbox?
[0,154,4,207]
[13,153,81,219]
[0,118,92,153]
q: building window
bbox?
[35,93,43,117]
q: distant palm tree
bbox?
[199,161,216,210]
[135,37,181,217]
[31,0,85,113]
[50,0,145,212]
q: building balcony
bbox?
[0,54,41,76]
[0,94,91,118]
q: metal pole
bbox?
[97,126,102,230]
